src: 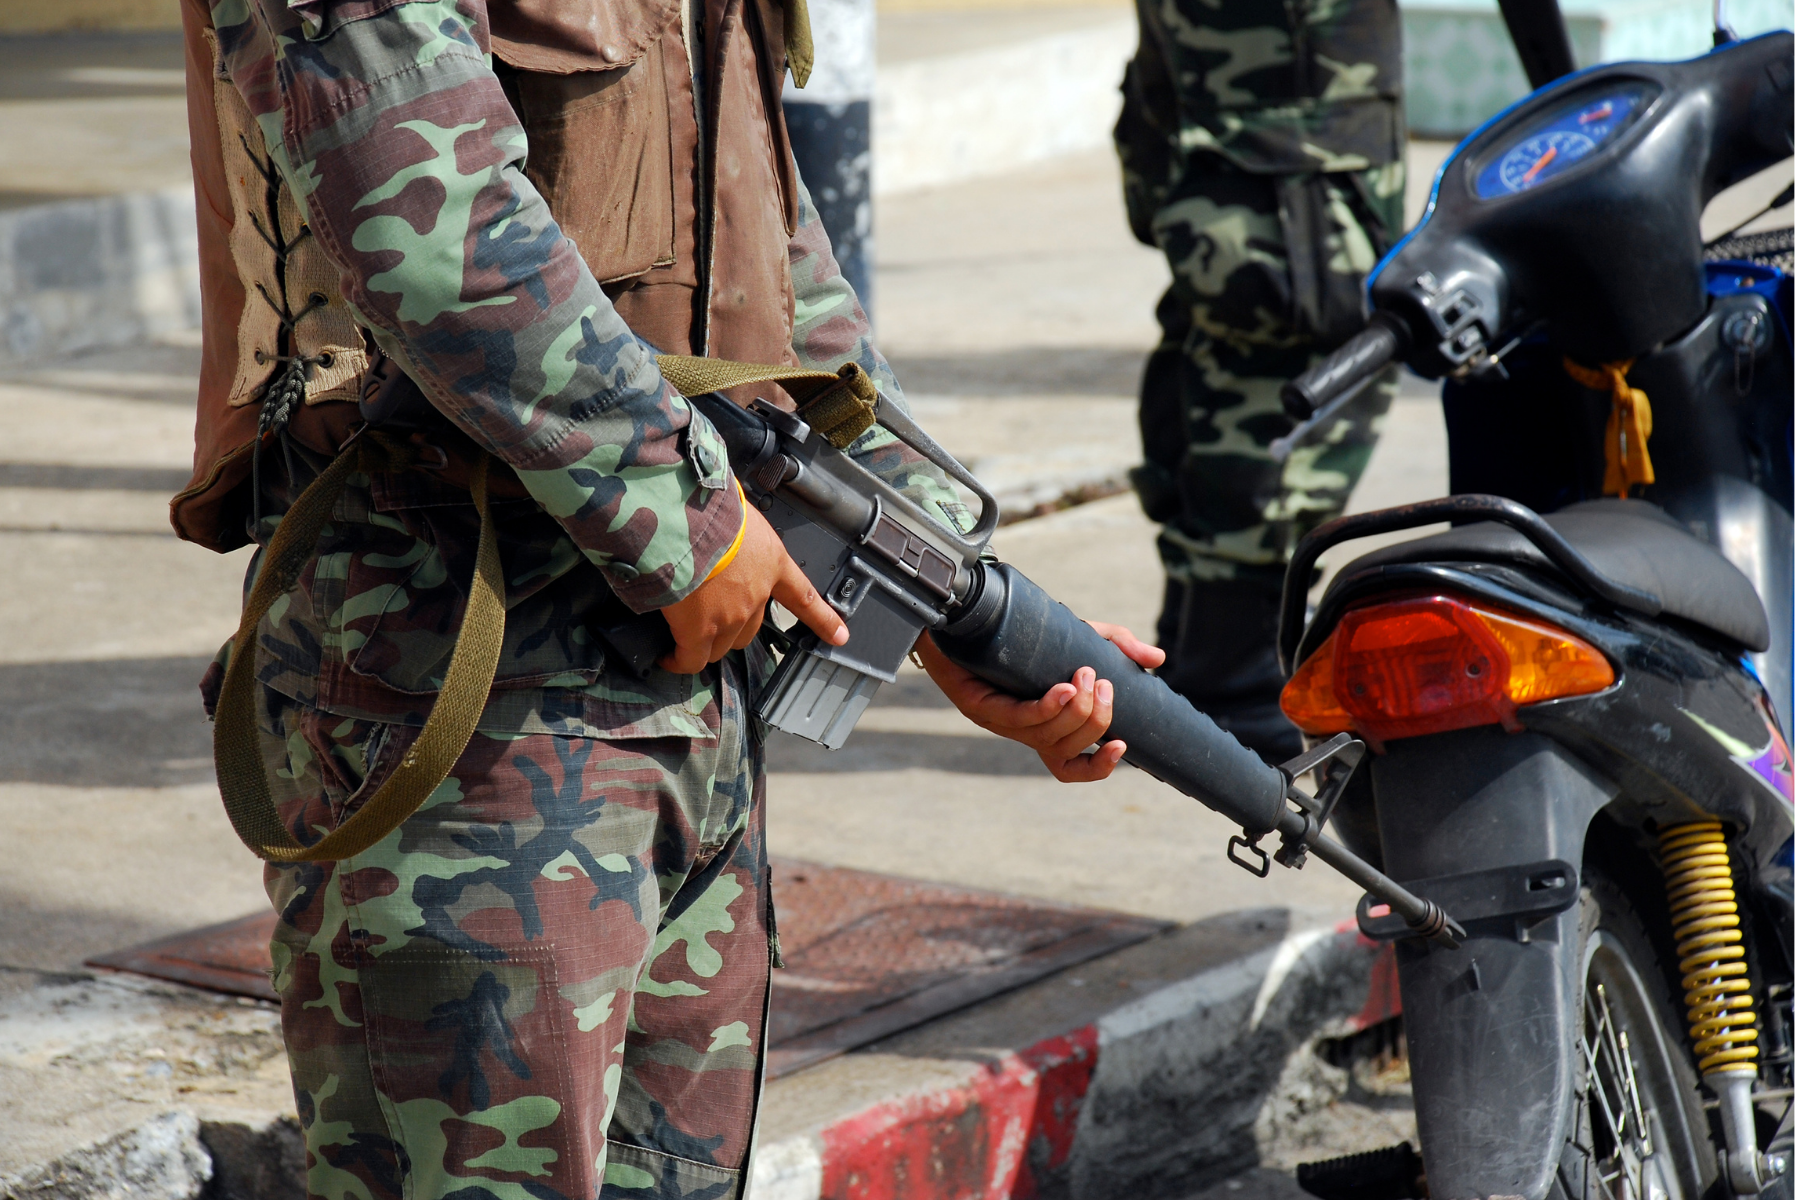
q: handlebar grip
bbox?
[933,562,1288,836]
[1279,318,1404,420]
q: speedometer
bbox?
[1473,87,1654,200]
[1495,130,1598,193]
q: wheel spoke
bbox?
[1586,981,1664,1200]
[1596,985,1654,1154]
[1617,1029,1653,1153]
[1586,989,1632,1145]
[1577,879,1717,1200]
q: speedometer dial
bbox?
[1473,87,1653,200]
[1495,129,1598,193]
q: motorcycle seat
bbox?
[1331,498,1771,651]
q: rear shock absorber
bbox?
[1658,821,1778,1194]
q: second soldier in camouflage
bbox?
[1116,0,1408,759]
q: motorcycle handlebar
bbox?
[1279,316,1408,420]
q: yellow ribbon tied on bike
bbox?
[1563,357,1653,499]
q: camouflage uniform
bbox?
[181,1,961,1197]
[258,664,772,1200]
[1115,0,1407,758]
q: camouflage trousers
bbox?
[1129,160,1404,592]
[259,654,772,1200]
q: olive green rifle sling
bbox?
[214,358,873,863]
[212,437,506,863]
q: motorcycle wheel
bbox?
[1554,867,1722,1200]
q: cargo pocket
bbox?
[500,40,677,286]
[1274,171,1393,346]
[336,485,606,710]
[359,942,582,1172]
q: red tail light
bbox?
[1281,595,1615,744]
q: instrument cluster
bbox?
[1473,84,1658,199]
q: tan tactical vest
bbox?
[173,0,802,551]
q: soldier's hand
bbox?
[914,622,1166,783]
[658,502,848,674]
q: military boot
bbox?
[1154,577,1303,764]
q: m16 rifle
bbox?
[607,368,1465,948]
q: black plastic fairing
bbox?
[1368,33,1795,371]
[1368,729,1615,1200]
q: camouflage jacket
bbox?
[1117,0,1406,236]
[205,0,962,738]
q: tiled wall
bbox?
[1402,0,1793,137]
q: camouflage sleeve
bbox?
[218,0,743,612]
[786,180,974,536]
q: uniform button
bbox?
[695,445,718,474]
[611,563,640,582]
[601,44,621,62]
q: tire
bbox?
[1551,866,1723,1200]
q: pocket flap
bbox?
[492,0,682,74]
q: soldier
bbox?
[174,0,1161,1197]
[1116,0,1408,760]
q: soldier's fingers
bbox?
[1088,620,1165,670]
[658,625,714,674]
[772,557,848,646]
[1043,740,1126,783]
[1047,677,1113,759]
[728,606,766,652]
[969,679,1077,732]
[1015,669,1100,748]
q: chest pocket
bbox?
[497,39,679,287]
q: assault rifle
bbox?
[601,382,1466,947]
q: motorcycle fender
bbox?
[1369,727,1618,1200]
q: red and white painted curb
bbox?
[749,923,1401,1200]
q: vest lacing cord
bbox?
[240,134,332,533]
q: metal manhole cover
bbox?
[86,858,1167,1079]
[764,860,1167,1075]
[84,910,280,999]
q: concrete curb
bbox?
[0,1113,211,1200]
[0,1114,304,1200]
[873,20,1134,196]
[746,921,1400,1199]
[0,188,199,365]
[2,918,1397,1200]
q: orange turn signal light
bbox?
[1280,594,1615,743]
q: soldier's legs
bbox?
[1135,165,1397,760]
[261,659,770,1200]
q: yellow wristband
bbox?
[702,477,750,584]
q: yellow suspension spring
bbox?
[1658,821,1760,1075]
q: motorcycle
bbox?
[1272,28,1795,1200]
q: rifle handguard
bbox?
[933,561,1289,836]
